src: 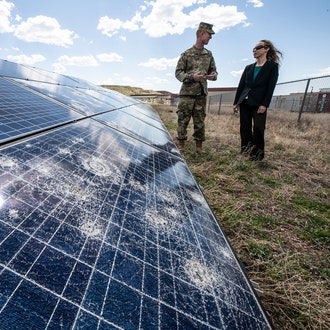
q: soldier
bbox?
[175,22,218,153]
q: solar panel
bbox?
[0,78,83,144]
[13,78,134,116]
[0,59,98,89]
[0,59,273,329]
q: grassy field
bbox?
[153,104,330,330]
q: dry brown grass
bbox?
[154,104,330,330]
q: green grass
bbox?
[154,104,330,330]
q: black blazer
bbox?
[234,61,279,108]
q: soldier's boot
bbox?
[196,141,203,154]
[178,140,185,152]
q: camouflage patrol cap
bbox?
[198,22,215,34]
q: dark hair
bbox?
[261,39,283,63]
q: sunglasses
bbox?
[253,45,266,52]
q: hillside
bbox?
[101,85,166,96]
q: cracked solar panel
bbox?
[0,59,273,329]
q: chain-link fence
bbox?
[206,74,330,121]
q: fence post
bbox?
[298,78,311,122]
[217,94,222,115]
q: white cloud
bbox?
[247,0,264,8]
[56,55,98,67]
[52,62,66,74]
[186,4,248,32]
[230,69,244,77]
[97,52,123,62]
[7,54,45,65]
[139,57,179,70]
[142,1,248,37]
[100,73,169,90]
[0,0,15,33]
[319,67,330,76]
[305,67,330,78]
[97,15,140,38]
[98,77,115,86]
[97,17,122,38]
[14,15,78,47]
[97,0,247,38]
[118,76,135,85]
[140,0,190,37]
[307,67,330,78]
[52,55,99,74]
[97,6,144,37]
[145,76,169,85]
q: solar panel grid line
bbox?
[166,219,226,326]
[121,105,166,128]
[140,154,220,328]
[165,231,180,327]
[115,147,160,329]
[70,230,115,328]
[76,158,133,329]
[3,76,87,114]
[0,78,83,145]
[0,203,97,278]
[121,103,163,120]
[92,121,178,160]
[0,264,123,330]
[143,154,256,324]
[72,108,178,158]
[94,142,201,328]
[150,140,268,328]
[82,141,153,328]
[0,195,127,328]
[140,237,157,329]
[96,111,168,139]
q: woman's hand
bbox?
[257,105,267,114]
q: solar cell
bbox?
[0,59,272,329]
[0,77,83,144]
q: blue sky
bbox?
[1,0,329,93]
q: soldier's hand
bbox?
[205,72,216,81]
[193,72,205,82]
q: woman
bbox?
[233,40,283,160]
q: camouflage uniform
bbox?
[175,40,217,142]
